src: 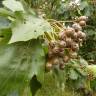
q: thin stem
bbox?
[47,19,75,23]
[51,22,62,31]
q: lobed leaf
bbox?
[9,15,52,43]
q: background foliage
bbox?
[0,0,96,96]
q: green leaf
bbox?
[0,8,14,17]
[0,39,45,96]
[3,0,24,12]
[9,15,52,43]
[53,67,67,89]
[68,59,87,77]
[79,58,88,66]
[79,1,88,10]
[69,69,78,80]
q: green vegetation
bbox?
[0,0,96,96]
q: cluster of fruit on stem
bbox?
[46,16,87,71]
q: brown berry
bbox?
[78,38,83,42]
[59,64,65,70]
[81,32,86,40]
[77,31,86,40]
[59,58,65,69]
[49,40,57,48]
[78,16,88,21]
[65,27,75,37]
[59,51,64,57]
[63,56,69,63]
[46,62,52,71]
[59,40,66,48]
[71,42,79,51]
[69,52,78,59]
[79,20,86,26]
[66,37,72,47]
[52,57,59,65]
[59,31,66,40]
[72,32,78,39]
[72,23,82,32]
[48,50,53,58]
[52,46,60,54]
[59,58,64,65]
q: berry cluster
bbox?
[46,16,87,71]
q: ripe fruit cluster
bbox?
[46,16,87,71]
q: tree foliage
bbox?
[0,0,96,96]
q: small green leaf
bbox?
[69,69,78,80]
[79,58,88,66]
[3,0,24,12]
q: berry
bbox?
[72,32,78,39]
[63,56,69,63]
[72,23,82,32]
[66,37,72,47]
[71,42,79,51]
[52,57,59,65]
[65,27,75,37]
[59,31,66,40]
[59,64,65,70]
[78,38,83,42]
[49,40,57,48]
[59,58,64,64]
[77,31,86,40]
[78,16,88,21]
[52,46,60,54]
[69,52,78,59]
[46,62,52,71]
[59,40,66,48]
[59,58,65,70]
[59,48,65,57]
[79,20,86,26]
[48,50,53,58]
[59,51,64,57]
[81,32,86,40]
